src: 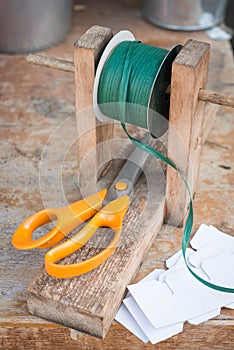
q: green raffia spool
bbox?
[97,40,181,138]
[95,35,234,293]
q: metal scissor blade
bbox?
[104,133,157,204]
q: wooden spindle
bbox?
[199,89,234,108]
[26,54,74,72]
[26,54,234,109]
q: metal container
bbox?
[142,0,228,31]
[0,0,72,54]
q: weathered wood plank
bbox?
[1,317,234,350]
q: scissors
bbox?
[12,134,154,278]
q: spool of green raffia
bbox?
[98,40,181,138]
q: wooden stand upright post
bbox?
[166,39,210,226]
[73,25,114,194]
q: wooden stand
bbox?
[25,26,231,339]
[27,152,166,338]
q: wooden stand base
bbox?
[27,140,165,338]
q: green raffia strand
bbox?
[98,40,234,293]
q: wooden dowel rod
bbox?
[26,55,234,109]
[26,54,74,73]
[199,89,234,108]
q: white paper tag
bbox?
[115,224,234,344]
[115,269,165,342]
[115,301,149,343]
[124,296,183,344]
[128,268,234,328]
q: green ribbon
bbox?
[98,40,234,293]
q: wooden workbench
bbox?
[0,0,233,349]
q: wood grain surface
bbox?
[0,0,233,348]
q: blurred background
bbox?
[226,0,234,51]
[0,0,233,54]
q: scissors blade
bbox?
[104,133,157,203]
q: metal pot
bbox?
[0,0,72,54]
[142,0,228,31]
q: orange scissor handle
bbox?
[12,189,107,250]
[45,195,130,278]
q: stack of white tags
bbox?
[115,224,234,344]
